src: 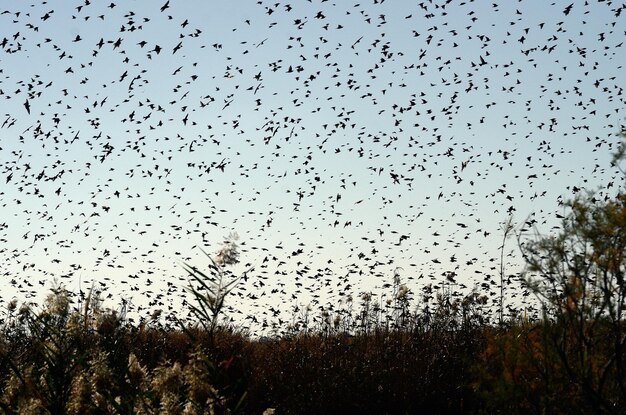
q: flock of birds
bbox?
[0,0,624,333]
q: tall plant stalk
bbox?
[499,215,514,325]
[182,233,253,344]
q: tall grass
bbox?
[1,279,491,414]
[1,276,625,414]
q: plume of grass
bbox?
[178,233,253,413]
[181,234,253,344]
[0,285,89,414]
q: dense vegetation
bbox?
[2,142,626,414]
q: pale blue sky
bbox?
[0,0,624,331]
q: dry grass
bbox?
[1,282,626,414]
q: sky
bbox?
[0,0,624,334]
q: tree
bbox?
[518,132,626,412]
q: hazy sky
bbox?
[0,0,624,332]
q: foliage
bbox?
[182,233,253,342]
[516,194,626,412]
[472,136,626,414]
[0,277,491,414]
[1,270,626,414]
[180,233,253,413]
